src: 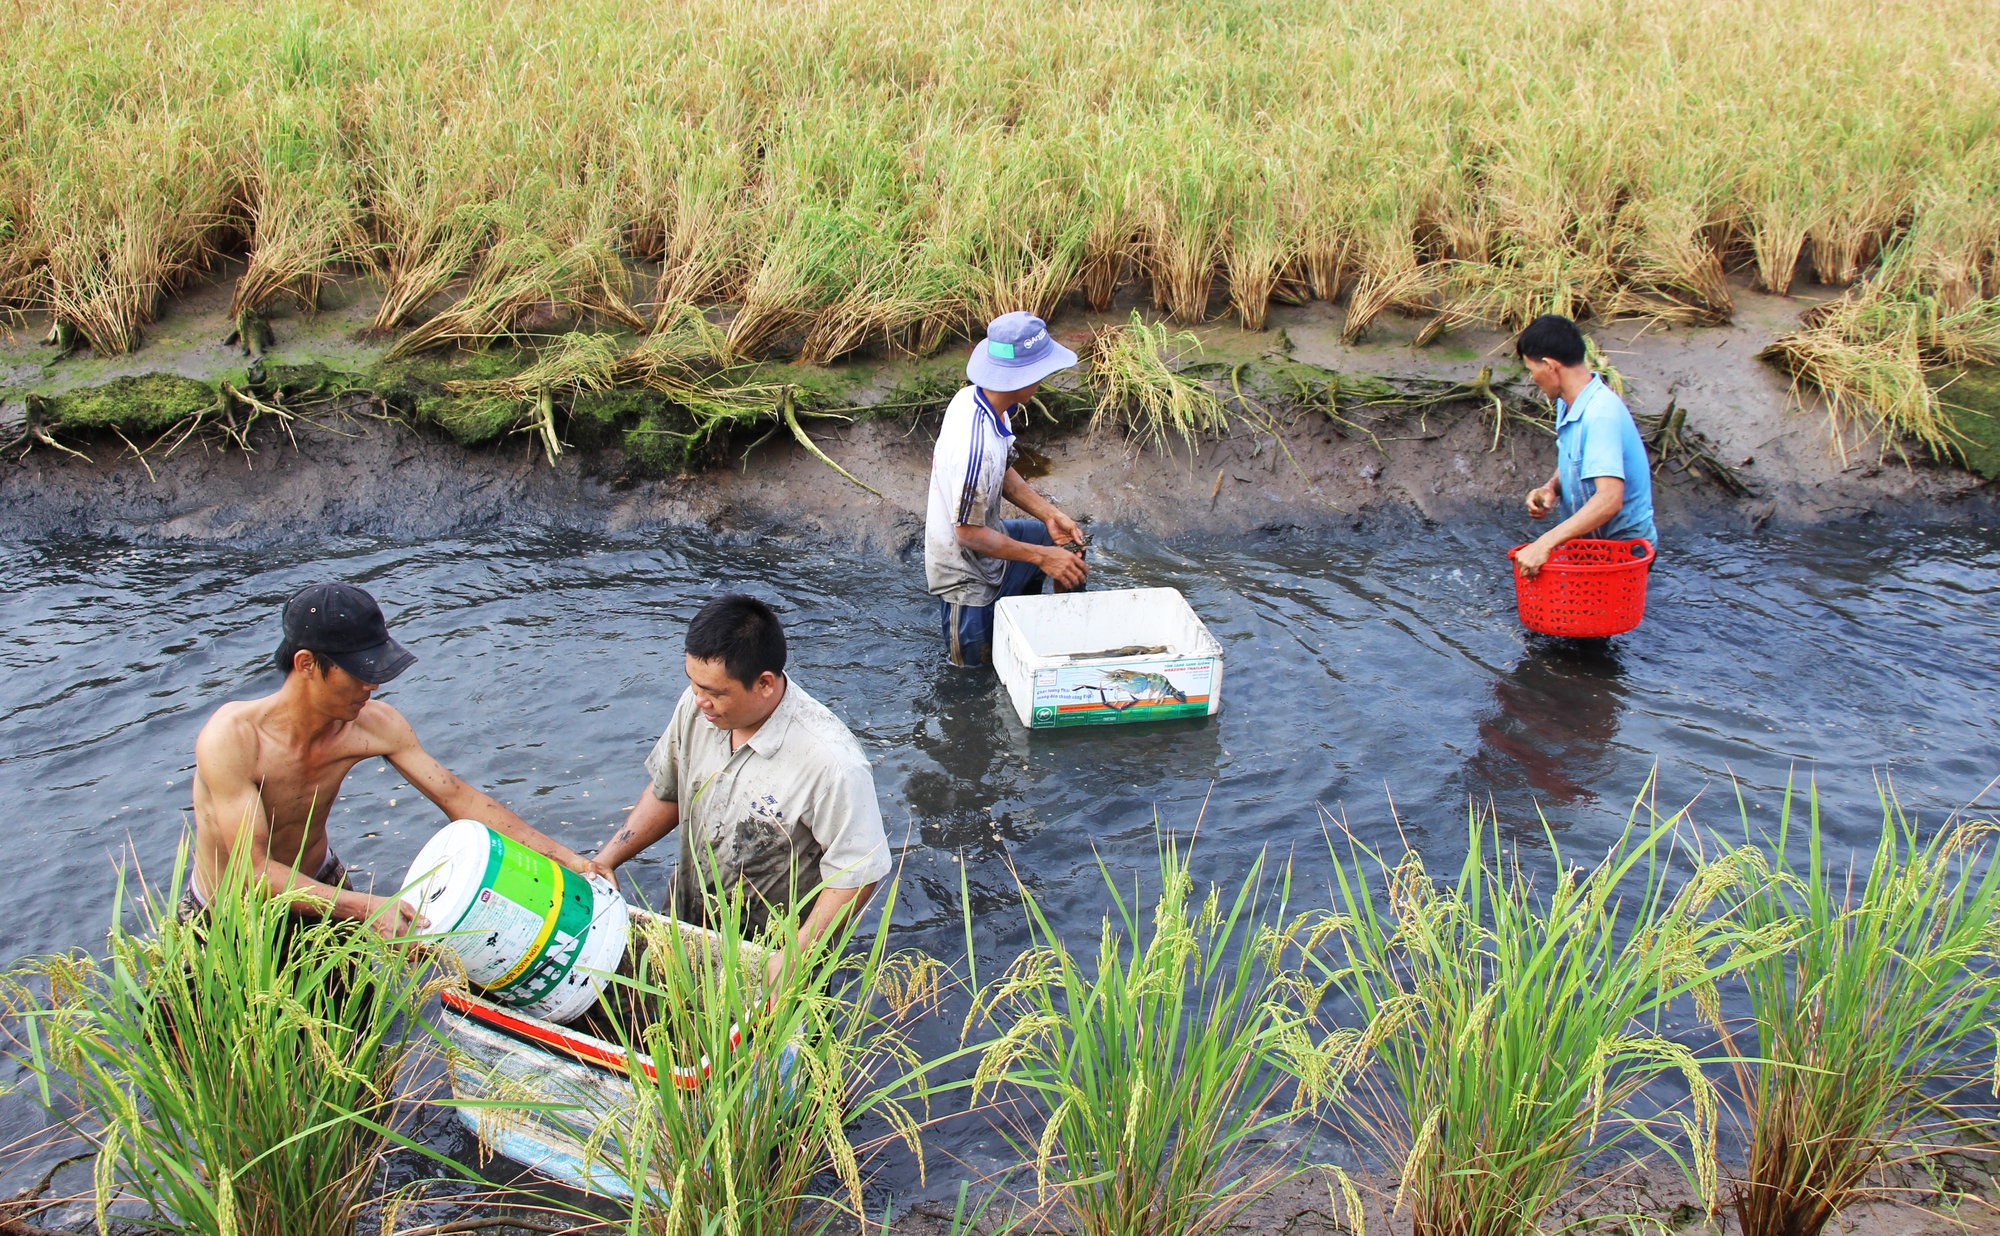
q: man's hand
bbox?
[546,845,600,877]
[365,894,429,939]
[1526,484,1557,519]
[581,856,616,882]
[1514,538,1555,579]
[1044,508,1083,550]
[1038,544,1089,590]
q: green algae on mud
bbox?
[40,372,217,436]
[1939,365,2000,480]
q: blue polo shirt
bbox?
[1555,375,1656,545]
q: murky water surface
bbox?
[3,519,1998,1196]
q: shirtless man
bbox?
[189,582,600,937]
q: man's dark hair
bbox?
[1515,314,1588,366]
[686,594,787,687]
[274,640,325,676]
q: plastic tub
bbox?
[1508,538,1655,638]
[401,820,629,1024]
[993,587,1224,728]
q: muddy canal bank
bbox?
[1,275,1992,545]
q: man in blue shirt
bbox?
[1514,314,1656,578]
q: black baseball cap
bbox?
[280,583,416,685]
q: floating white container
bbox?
[439,908,785,1199]
[993,587,1224,728]
[401,819,629,1024]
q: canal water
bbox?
[3,516,1998,1199]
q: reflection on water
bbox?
[1468,639,1627,817]
[2,518,1998,1193]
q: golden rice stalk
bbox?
[1078,143,1138,313]
[1611,195,1735,324]
[722,234,816,361]
[361,95,502,331]
[1806,132,1910,287]
[1226,181,1301,332]
[387,217,640,358]
[1080,213,1133,313]
[1809,215,1888,289]
[1758,263,2000,460]
[645,137,756,321]
[43,227,153,356]
[966,217,1087,329]
[34,111,231,355]
[1344,230,1435,344]
[1084,312,1229,453]
[370,200,491,333]
[1143,193,1224,326]
[230,92,362,318]
[799,282,922,365]
[1746,157,1815,296]
[0,170,43,312]
[1892,174,2000,313]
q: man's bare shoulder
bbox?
[194,698,265,762]
[349,698,422,754]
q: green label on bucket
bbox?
[445,830,595,1008]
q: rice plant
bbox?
[0,846,448,1236]
[965,836,1343,1236]
[1083,313,1229,454]
[1318,801,1748,1236]
[586,874,952,1236]
[440,324,876,488]
[2,0,1998,425]
[1760,249,2000,462]
[1706,782,2000,1236]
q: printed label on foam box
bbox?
[1029,658,1216,727]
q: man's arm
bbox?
[768,756,892,985]
[594,781,680,871]
[763,883,877,995]
[958,467,1088,588]
[1001,468,1082,546]
[192,721,422,936]
[374,704,597,875]
[1515,476,1624,578]
[799,882,873,952]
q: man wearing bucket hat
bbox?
[924,311,1090,667]
[1514,314,1656,579]
[188,582,596,937]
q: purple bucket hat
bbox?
[966,311,1078,390]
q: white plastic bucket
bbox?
[401,819,629,1024]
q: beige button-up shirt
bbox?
[644,677,890,932]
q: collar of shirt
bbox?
[973,388,1016,439]
[1554,374,1606,429]
[734,675,800,759]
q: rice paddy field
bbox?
[4,0,2000,452]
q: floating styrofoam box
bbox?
[993,587,1224,728]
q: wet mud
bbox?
[1,276,1992,547]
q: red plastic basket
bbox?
[1508,538,1655,638]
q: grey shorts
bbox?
[177,849,355,923]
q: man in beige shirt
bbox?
[594,595,890,956]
